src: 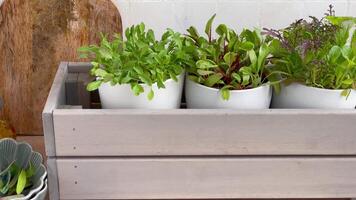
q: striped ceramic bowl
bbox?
[0,138,47,200]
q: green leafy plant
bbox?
[264,5,356,96]
[0,162,35,196]
[184,14,275,100]
[79,23,188,100]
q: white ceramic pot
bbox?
[99,73,184,109]
[185,77,272,109]
[272,83,356,109]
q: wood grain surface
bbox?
[0,0,122,135]
[57,157,356,199]
[53,109,356,156]
[18,136,351,200]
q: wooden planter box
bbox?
[43,62,356,200]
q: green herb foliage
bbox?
[79,23,187,100]
[0,162,35,196]
[184,14,275,100]
[264,5,356,96]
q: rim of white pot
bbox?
[283,82,355,93]
[186,77,270,93]
[100,72,184,88]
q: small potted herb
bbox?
[183,15,275,109]
[79,23,187,109]
[265,5,356,109]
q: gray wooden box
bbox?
[43,62,356,200]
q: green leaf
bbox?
[341,89,351,97]
[326,16,356,26]
[86,80,102,91]
[139,73,152,85]
[94,68,108,77]
[99,48,112,60]
[197,69,214,76]
[169,71,178,82]
[147,29,155,42]
[351,31,356,56]
[132,84,144,96]
[204,73,223,87]
[239,41,254,51]
[328,46,342,63]
[241,29,256,44]
[147,89,154,100]
[205,14,216,40]
[196,60,217,69]
[223,52,237,66]
[0,161,14,176]
[228,36,238,51]
[272,81,282,95]
[125,26,131,39]
[133,66,144,74]
[121,75,132,84]
[216,24,228,36]
[341,45,352,60]
[232,73,241,83]
[188,75,199,82]
[25,163,35,178]
[157,80,165,89]
[342,79,354,85]
[221,88,230,101]
[248,50,257,69]
[0,171,11,194]
[16,170,26,195]
[91,62,99,68]
[187,26,200,41]
[257,43,270,71]
[161,30,172,41]
[268,39,285,56]
[242,74,251,86]
[139,23,145,33]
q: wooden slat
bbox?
[65,73,79,106]
[67,62,92,73]
[42,62,68,200]
[53,109,356,156]
[77,73,92,109]
[64,71,92,109]
[57,157,356,199]
[43,62,68,157]
[48,158,60,200]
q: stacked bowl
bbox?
[0,138,47,200]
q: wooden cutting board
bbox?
[0,0,122,135]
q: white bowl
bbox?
[272,83,356,109]
[30,178,47,200]
[185,77,272,109]
[0,139,47,200]
[99,73,184,109]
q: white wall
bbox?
[113,0,355,38]
[0,0,353,37]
